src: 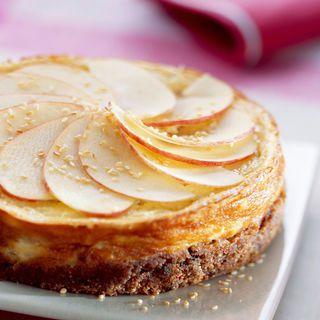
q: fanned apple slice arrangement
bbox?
[0,59,257,216]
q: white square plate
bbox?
[0,141,318,320]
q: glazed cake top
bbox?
[0,56,284,250]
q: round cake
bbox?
[0,56,285,296]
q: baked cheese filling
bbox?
[0,57,284,257]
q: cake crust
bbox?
[0,191,284,296]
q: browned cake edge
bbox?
[0,191,285,296]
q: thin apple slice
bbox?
[0,94,76,110]
[19,63,113,107]
[128,139,243,187]
[87,60,176,118]
[145,97,229,127]
[112,105,257,166]
[79,114,194,202]
[0,71,91,100]
[122,124,257,166]
[182,74,231,97]
[187,108,254,145]
[0,101,83,147]
[117,105,254,147]
[44,116,133,215]
[0,116,76,200]
[146,74,234,127]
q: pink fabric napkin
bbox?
[159,0,320,65]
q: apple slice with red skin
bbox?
[112,105,257,166]
[44,116,133,215]
[87,60,176,119]
[0,116,76,201]
[128,138,244,187]
[0,101,83,147]
[123,106,255,147]
[79,114,195,202]
[146,74,234,127]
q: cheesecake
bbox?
[0,56,285,295]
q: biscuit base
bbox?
[0,192,284,296]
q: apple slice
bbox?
[128,138,243,187]
[112,105,257,166]
[0,94,77,110]
[44,116,133,215]
[182,74,231,97]
[79,114,194,202]
[146,74,234,127]
[87,59,176,118]
[145,97,229,127]
[19,63,113,107]
[0,101,83,147]
[0,116,76,200]
[0,71,91,99]
[118,105,254,147]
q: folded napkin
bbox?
[159,0,320,65]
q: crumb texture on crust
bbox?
[0,191,284,295]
